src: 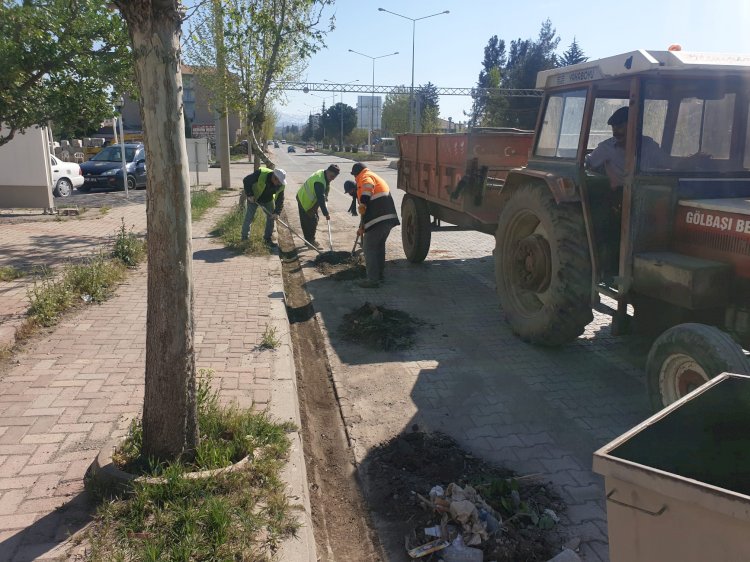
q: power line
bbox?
[277,82,543,98]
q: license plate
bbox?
[85,177,95,182]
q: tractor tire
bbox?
[494,184,592,346]
[401,194,431,263]
[646,323,750,411]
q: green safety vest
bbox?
[251,167,285,201]
[296,169,328,212]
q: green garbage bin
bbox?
[594,373,750,562]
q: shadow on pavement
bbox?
[0,491,94,561]
[192,248,232,263]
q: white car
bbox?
[50,155,84,197]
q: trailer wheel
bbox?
[401,194,431,263]
[646,323,750,411]
[494,184,592,346]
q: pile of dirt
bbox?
[362,430,566,561]
[314,251,366,280]
[340,303,424,351]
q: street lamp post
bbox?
[324,79,360,151]
[113,96,129,199]
[348,50,398,154]
[378,8,449,133]
[307,92,335,146]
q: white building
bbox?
[356,96,383,130]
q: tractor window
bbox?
[587,98,629,149]
[641,80,744,173]
[535,89,586,158]
[672,95,734,158]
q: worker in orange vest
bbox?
[350,162,400,288]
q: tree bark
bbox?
[116,0,198,462]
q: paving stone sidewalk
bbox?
[0,176,313,560]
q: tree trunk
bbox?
[116,0,198,462]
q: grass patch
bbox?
[0,266,25,282]
[27,255,125,326]
[211,204,271,256]
[88,371,298,561]
[25,222,146,328]
[191,189,222,222]
[259,323,281,349]
[99,206,111,216]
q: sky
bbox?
[274,0,750,125]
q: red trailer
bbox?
[397,128,533,262]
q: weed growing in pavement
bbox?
[211,203,270,256]
[112,219,146,267]
[26,256,125,326]
[65,253,125,303]
[259,323,281,349]
[88,369,299,560]
[26,274,72,327]
[0,266,25,282]
[190,189,222,221]
[99,206,111,215]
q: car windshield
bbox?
[640,78,750,174]
[91,146,137,162]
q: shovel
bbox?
[351,219,363,256]
[257,204,322,254]
[327,219,334,252]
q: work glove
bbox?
[358,204,367,216]
[270,213,279,221]
[324,214,331,221]
[357,227,364,237]
[248,196,256,204]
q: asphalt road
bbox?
[271,146,655,561]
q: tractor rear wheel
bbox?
[646,323,750,411]
[401,194,431,263]
[494,184,592,346]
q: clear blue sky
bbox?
[277,0,750,124]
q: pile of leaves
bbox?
[340,303,423,350]
[363,431,566,561]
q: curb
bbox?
[268,258,318,562]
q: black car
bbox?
[287,145,296,153]
[79,143,147,191]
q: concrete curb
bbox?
[268,261,318,562]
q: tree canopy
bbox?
[471,19,581,129]
[0,0,132,145]
[559,38,588,66]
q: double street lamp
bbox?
[378,7,449,133]
[348,49,398,154]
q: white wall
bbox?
[0,125,53,209]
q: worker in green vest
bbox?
[241,167,286,245]
[296,164,340,248]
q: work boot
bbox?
[357,279,381,289]
[263,238,277,248]
[310,240,322,250]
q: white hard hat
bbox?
[272,168,287,185]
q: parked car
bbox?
[79,143,147,191]
[50,155,84,197]
[274,142,280,148]
[305,145,315,153]
[287,145,296,153]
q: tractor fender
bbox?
[503,169,580,203]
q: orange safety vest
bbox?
[355,169,399,231]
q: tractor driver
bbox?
[585,106,672,189]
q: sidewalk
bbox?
[0,164,315,561]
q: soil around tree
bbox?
[361,430,567,561]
